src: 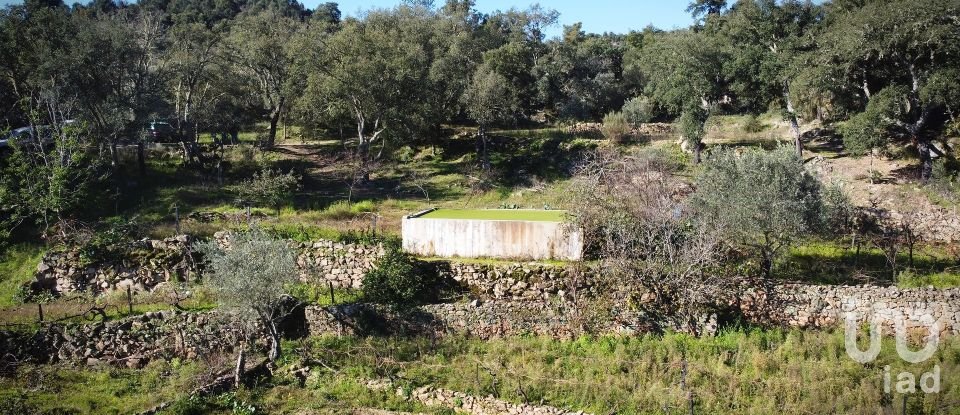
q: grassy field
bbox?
[418,208,568,222]
[2,329,958,414]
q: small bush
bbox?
[362,247,439,310]
[622,96,654,127]
[235,168,301,216]
[742,114,765,133]
[601,111,631,144]
[930,158,960,201]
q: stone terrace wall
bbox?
[31,232,577,300]
[0,310,264,368]
[34,236,197,295]
[31,234,387,295]
[738,283,960,336]
[442,262,583,301]
[295,240,384,288]
[30,234,960,338]
[304,301,655,340]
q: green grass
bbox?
[0,244,44,307]
[0,284,218,326]
[7,329,957,414]
[779,241,960,287]
[418,208,568,222]
[298,330,960,414]
[897,270,960,288]
[0,359,206,414]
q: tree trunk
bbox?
[477,126,491,172]
[693,143,702,164]
[761,255,772,278]
[790,115,802,158]
[267,97,285,149]
[110,141,120,168]
[267,321,282,362]
[784,83,802,158]
[917,138,933,182]
[234,345,246,388]
[137,141,146,176]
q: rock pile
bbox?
[411,385,589,415]
[562,122,674,139]
[366,378,591,415]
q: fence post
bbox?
[127,285,133,315]
[174,204,180,234]
[328,281,335,305]
[37,303,44,323]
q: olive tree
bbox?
[194,229,297,363]
[621,96,654,127]
[691,146,835,277]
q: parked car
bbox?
[0,121,74,150]
[144,120,179,143]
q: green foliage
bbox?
[235,168,301,214]
[319,200,377,220]
[692,146,836,276]
[678,106,709,160]
[362,246,439,310]
[76,217,139,265]
[929,158,960,202]
[300,330,960,414]
[633,30,725,115]
[462,65,520,129]
[621,96,654,127]
[0,244,44,307]
[194,228,296,317]
[194,228,298,359]
[741,114,765,133]
[840,87,908,156]
[600,111,630,144]
[0,119,104,238]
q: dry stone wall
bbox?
[738,282,960,336]
[30,234,960,339]
[304,301,654,340]
[33,235,197,295]
[0,310,263,368]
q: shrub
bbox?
[930,158,960,201]
[692,146,841,277]
[235,168,301,216]
[362,247,439,310]
[741,114,765,133]
[621,96,654,127]
[601,111,631,144]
